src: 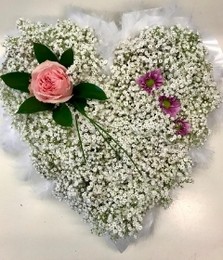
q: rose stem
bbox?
[75,114,86,164]
[84,114,141,174]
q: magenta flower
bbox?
[174,118,191,136]
[136,69,164,94]
[159,95,181,117]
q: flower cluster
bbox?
[137,69,191,135]
[0,21,221,241]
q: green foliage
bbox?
[1,72,31,93]
[52,103,73,127]
[17,97,53,113]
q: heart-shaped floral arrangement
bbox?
[0,13,221,243]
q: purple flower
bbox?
[174,118,191,136]
[159,95,181,117]
[136,69,164,94]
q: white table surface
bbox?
[0,0,223,259]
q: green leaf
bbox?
[34,43,58,64]
[17,97,54,114]
[59,48,74,68]
[70,97,87,115]
[53,103,73,127]
[1,72,31,93]
[74,83,107,100]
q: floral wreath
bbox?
[0,15,221,246]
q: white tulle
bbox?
[0,6,223,252]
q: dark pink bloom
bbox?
[174,118,191,136]
[136,69,164,94]
[159,96,181,117]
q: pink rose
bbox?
[29,60,73,104]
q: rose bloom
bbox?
[29,60,73,103]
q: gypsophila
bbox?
[0,21,221,240]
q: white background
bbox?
[0,0,223,259]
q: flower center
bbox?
[175,123,182,130]
[146,79,155,88]
[163,99,171,109]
